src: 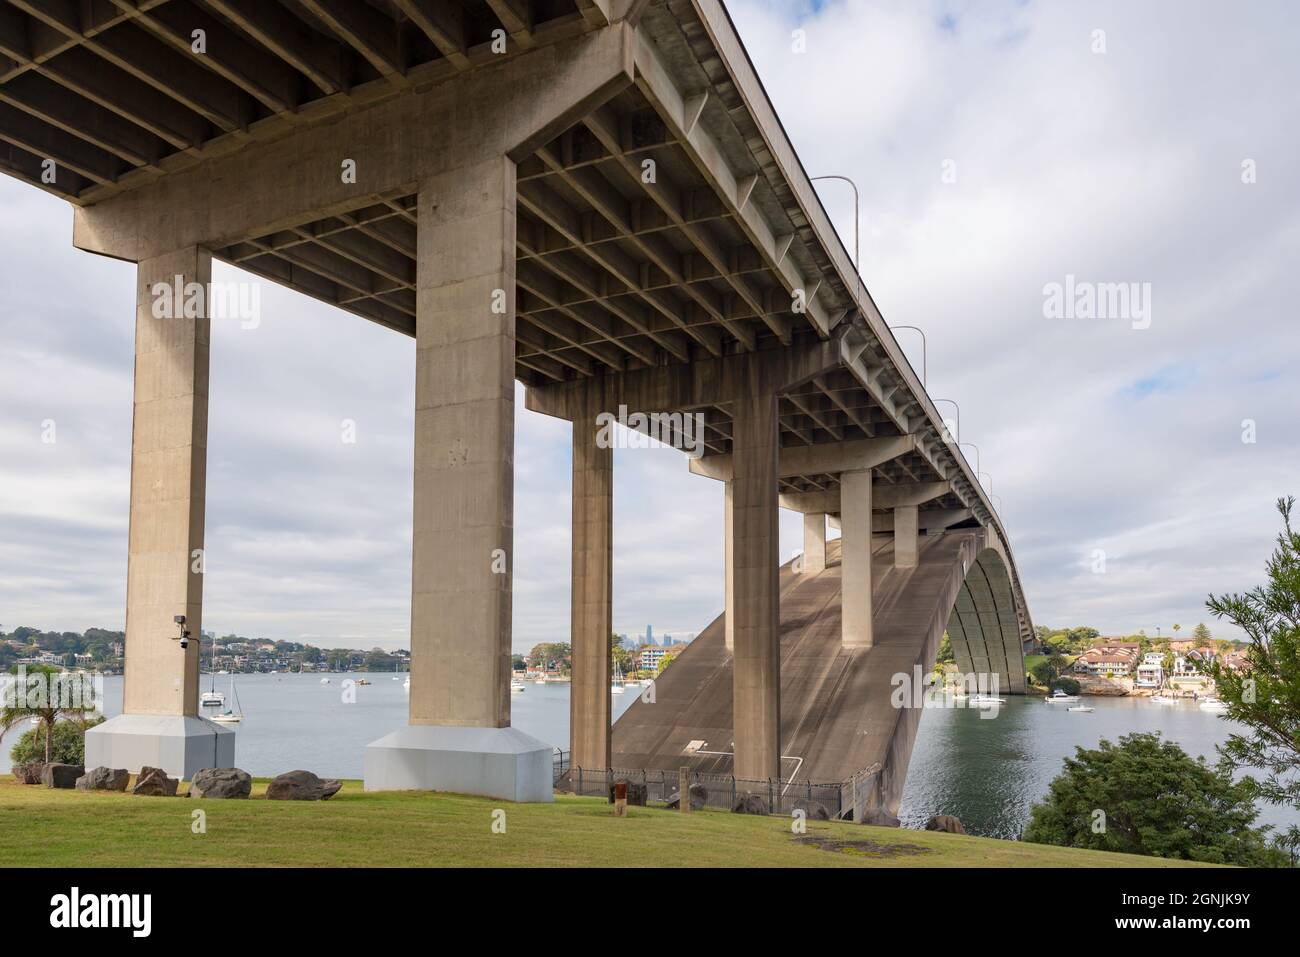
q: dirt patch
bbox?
[795,835,930,858]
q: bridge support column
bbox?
[894,504,919,569]
[570,390,613,773]
[802,512,827,574]
[730,392,780,781]
[85,245,233,779]
[841,469,874,648]
[365,157,551,801]
[724,479,734,651]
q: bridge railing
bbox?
[552,753,844,819]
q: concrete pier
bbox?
[802,512,827,574]
[841,469,873,649]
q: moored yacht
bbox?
[1044,688,1080,703]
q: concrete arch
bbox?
[945,544,1029,695]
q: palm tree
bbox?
[0,665,98,764]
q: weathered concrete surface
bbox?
[802,512,827,574]
[729,390,780,781]
[894,505,919,569]
[840,469,873,649]
[408,157,516,728]
[123,246,210,716]
[570,389,613,772]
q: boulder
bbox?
[731,791,768,815]
[75,767,130,792]
[665,782,708,811]
[12,763,45,785]
[42,763,84,789]
[860,808,901,828]
[132,766,179,797]
[792,798,831,821]
[925,814,966,834]
[266,770,342,801]
[190,767,252,800]
[608,778,647,807]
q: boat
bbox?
[320,677,330,685]
[1199,697,1230,713]
[968,694,1005,705]
[201,642,225,706]
[357,678,372,686]
[510,678,526,694]
[211,676,242,723]
[1151,694,1180,704]
[611,662,625,694]
[1067,705,1094,713]
[1044,689,1080,703]
[403,676,410,694]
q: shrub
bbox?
[8,716,104,766]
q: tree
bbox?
[1193,622,1212,643]
[1050,676,1080,696]
[1,666,100,764]
[1023,732,1283,866]
[1200,496,1300,812]
[610,634,632,674]
[9,716,104,765]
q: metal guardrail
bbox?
[552,752,850,819]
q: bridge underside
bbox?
[612,530,1025,815]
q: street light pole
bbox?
[934,398,960,443]
[809,174,860,273]
[959,442,980,477]
[889,325,926,388]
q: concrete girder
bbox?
[72,23,637,262]
[775,481,953,514]
[688,434,914,483]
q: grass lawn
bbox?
[0,778,1215,868]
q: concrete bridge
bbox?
[0,0,1032,803]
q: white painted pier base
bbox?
[84,714,234,780]
[363,726,554,803]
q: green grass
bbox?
[0,778,1215,868]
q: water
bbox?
[5,676,1294,839]
[897,693,1300,838]
[0,674,638,779]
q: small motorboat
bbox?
[357,678,372,686]
[968,694,1005,705]
[1068,705,1094,713]
[403,676,410,694]
[319,677,330,685]
[1151,694,1179,704]
[1199,697,1230,713]
[510,679,526,694]
[1044,689,1080,703]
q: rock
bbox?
[132,766,179,797]
[42,763,84,789]
[731,791,768,815]
[12,763,45,785]
[925,814,966,834]
[792,798,831,821]
[665,782,708,811]
[860,808,901,827]
[75,767,130,792]
[266,769,342,801]
[190,767,252,800]
[608,778,647,807]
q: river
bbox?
[3,674,1295,838]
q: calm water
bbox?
[5,675,1294,838]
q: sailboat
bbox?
[200,639,224,707]
[611,661,625,694]
[211,676,242,723]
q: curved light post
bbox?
[809,174,860,274]
[934,398,960,443]
[889,324,926,388]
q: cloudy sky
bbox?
[2,0,1296,650]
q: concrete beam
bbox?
[894,504,918,569]
[73,24,635,262]
[525,333,846,421]
[689,434,913,482]
[873,508,973,533]
[872,481,951,510]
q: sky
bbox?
[1,0,1297,650]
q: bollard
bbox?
[679,766,690,814]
